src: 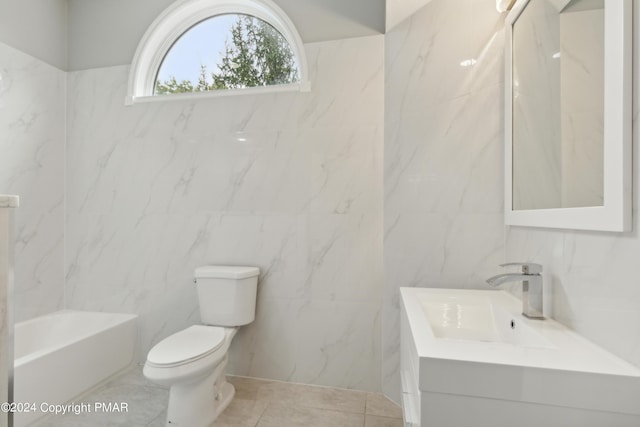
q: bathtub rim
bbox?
[15,310,138,368]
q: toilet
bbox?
[143,265,259,427]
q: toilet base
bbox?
[164,355,234,427]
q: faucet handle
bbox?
[500,262,542,275]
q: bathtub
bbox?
[13,310,137,426]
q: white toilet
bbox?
[143,265,259,427]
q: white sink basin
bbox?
[400,287,640,427]
[421,294,554,348]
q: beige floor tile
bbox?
[36,373,378,427]
[229,376,367,415]
[365,394,402,419]
[254,380,309,405]
[257,404,365,427]
[294,385,367,414]
[213,398,268,427]
[228,376,275,401]
[364,415,404,427]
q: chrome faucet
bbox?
[486,263,544,319]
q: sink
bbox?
[400,287,640,427]
[421,294,554,348]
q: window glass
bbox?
[154,14,300,95]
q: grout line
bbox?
[250,396,269,427]
[252,401,266,427]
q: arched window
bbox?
[126,0,310,104]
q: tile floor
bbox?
[35,366,403,427]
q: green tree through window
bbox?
[155,15,299,95]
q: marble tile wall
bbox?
[0,42,66,322]
[505,0,640,374]
[383,0,506,402]
[65,36,384,392]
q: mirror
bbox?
[505,0,632,231]
[513,0,604,211]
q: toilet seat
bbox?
[147,325,226,368]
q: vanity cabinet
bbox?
[399,287,640,427]
[400,307,420,427]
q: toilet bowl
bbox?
[144,326,238,426]
[143,266,259,427]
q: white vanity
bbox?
[400,287,640,427]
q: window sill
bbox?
[126,80,310,106]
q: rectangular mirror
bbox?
[505,0,632,232]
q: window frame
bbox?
[126,0,310,105]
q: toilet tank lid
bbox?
[195,265,260,279]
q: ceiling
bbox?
[274,0,385,42]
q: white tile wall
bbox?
[383,0,506,402]
[65,36,384,392]
[0,42,65,322]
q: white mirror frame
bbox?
[505,0,632,232]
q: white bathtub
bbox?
[13,310,137,426]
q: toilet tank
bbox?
[194,266,260,326]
